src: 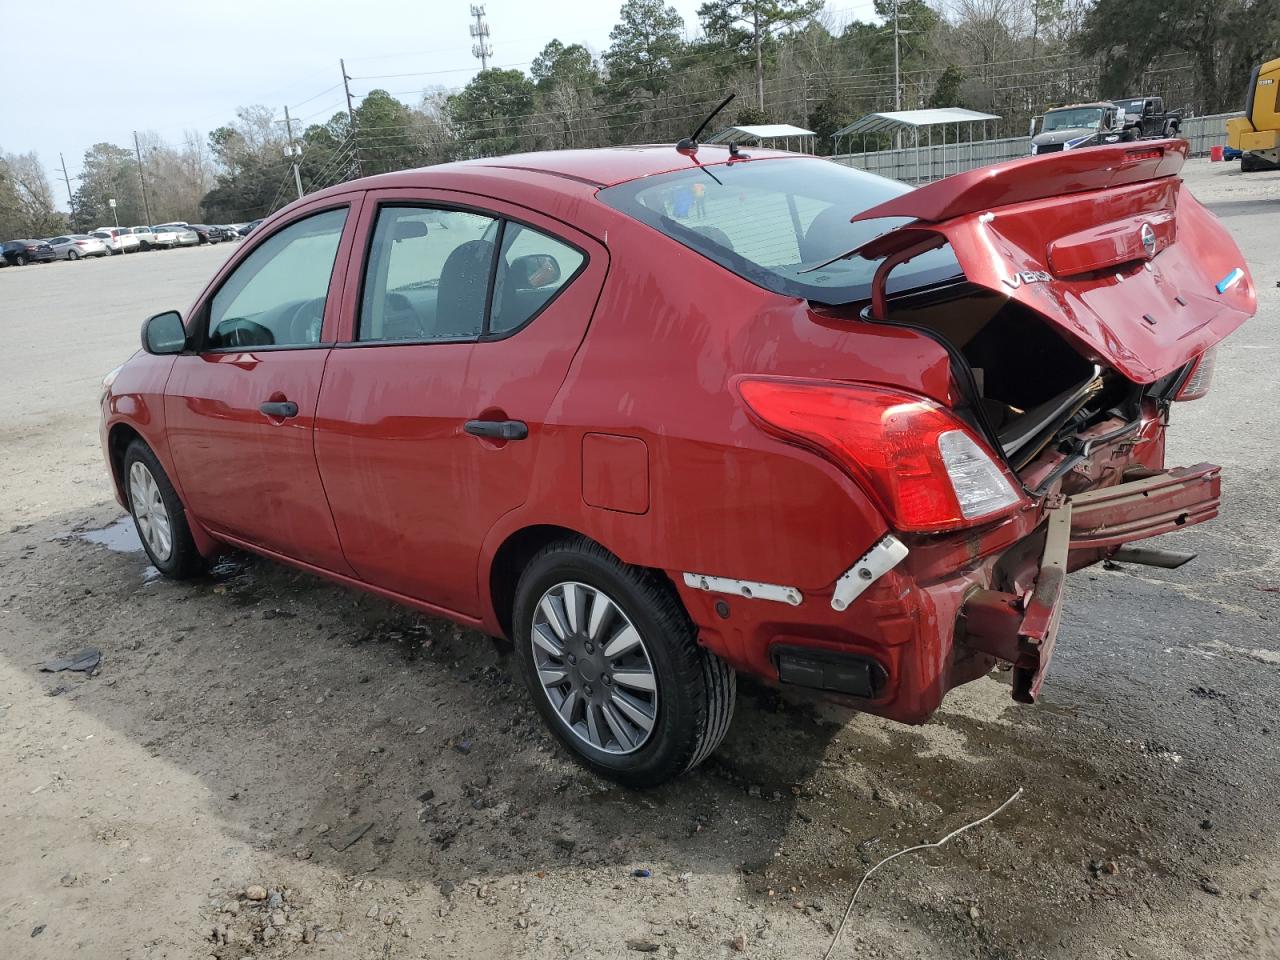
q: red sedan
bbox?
[100,141,1254,785]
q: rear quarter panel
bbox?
[494,208,957,596]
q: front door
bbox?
[314,191,607,616]
[164,201,360,573]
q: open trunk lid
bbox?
[850,140,1255,383]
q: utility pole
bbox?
[469,5,492,71]
[753,7,765,112]
[892,0,901,114]
[341,58,364,177]
[133,131,153,226]
[279,105,305,201]
[59,153,75,224]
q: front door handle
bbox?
[260,400,299,418]
[464,419,528,441]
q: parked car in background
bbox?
[240,219,263,236]
[147,225,183,249]
[186,224,220,244]
[91,228,141,255]
[156,224,200,247]
[131,226,173,251]
[2,239,56,265]
[47,235,109,260]
[1114,96,1182,139]
[218,225,243,241]
[100,142,1253,785]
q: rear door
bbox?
[314,188,608,617]
[163,198,362,573]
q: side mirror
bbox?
[508,253,561,288]
[1028,116,1042,138]
[141,310,187,355]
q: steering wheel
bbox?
[283,296,326,344]
[214,318,275,348]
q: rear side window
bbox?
[206,207,347,349]
[358,206,586,343]
[490,223,585,335]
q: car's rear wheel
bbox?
[122,440,205,579]
[512,537,735,786]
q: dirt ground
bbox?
[2,160,1279,960]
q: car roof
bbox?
[1048,101,1114,110]
[312,144,799,196]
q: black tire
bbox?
[122,440,205,579]
[15,254,26,266]
[512,537,735,787]
[67,249,80,261]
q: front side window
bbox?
[598,157,959,304]
[206,207,347,350]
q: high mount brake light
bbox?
[737,378,1024,533]
[1174,347,1215,401]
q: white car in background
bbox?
[47,235,109,260]
[131,226,176,251]
[156,224,200,247]
[90,227,141,255]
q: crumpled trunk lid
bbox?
[852,140,1256,383]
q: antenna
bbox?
[677,93,736,155]
[469,5,493,71]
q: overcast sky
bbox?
[3,0,879,209]
[4,0,792,209]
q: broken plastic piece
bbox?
[39,648,102,673]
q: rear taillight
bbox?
[737,378,1024,533]
[1174,347,1215,401]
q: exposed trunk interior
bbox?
[846,282,1148,478]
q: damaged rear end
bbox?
[760,141,1254,710]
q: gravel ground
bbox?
[1,160,1278,960]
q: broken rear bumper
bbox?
[1066,462,1221,568]
[960,463,1221,704]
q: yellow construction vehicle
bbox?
[1227,57,1280,171]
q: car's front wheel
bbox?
[122,440,205,579]
[67,249,80,261]
[14,254,26,266]
[513,538,735,786]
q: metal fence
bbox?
[831,112,1240,183]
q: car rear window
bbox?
[597,156,959,304]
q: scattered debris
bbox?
[632,868,652,878]
[626,939,660,953]
[1200,879,1222,896]
[244,885,268,901]
[329,821,374,852]
[38,648,101,673]
[31,924,46,938]
[822,787,1024,960]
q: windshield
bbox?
[1042,107,1103,132]
[597,157,959,304]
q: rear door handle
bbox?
[464,419,528,441]
[260,401,299,418]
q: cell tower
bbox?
[469,5,493,71]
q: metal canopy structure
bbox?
[705,123,817,153]
[833,108,1002,182]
